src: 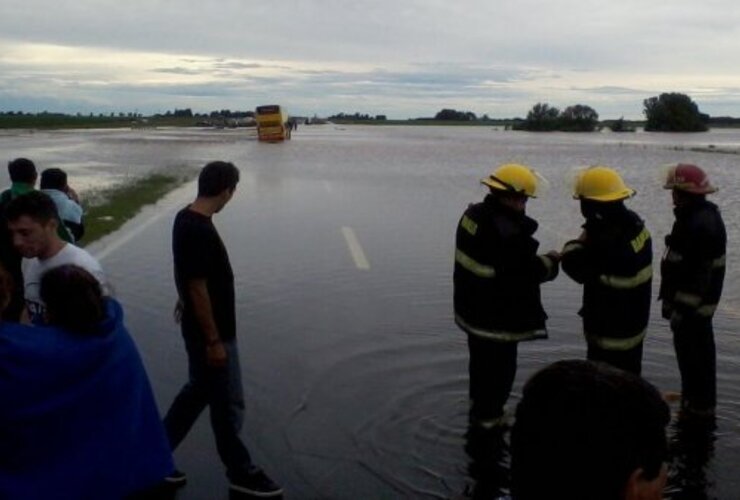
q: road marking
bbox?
[341,226,370,270]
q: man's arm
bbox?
[187,279,227,368]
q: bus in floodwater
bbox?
[255,104,291,142]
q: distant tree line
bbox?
[155,108,254,119]
[0,92,729,132]
[513,103,600,132]
[328,112,387,121]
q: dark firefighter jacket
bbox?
[561,205,652,351]
[659,199,726,321]
[454,195,559,342]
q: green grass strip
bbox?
[80,173,192,246]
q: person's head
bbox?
[663,163,716,207]
[579,198,626,221]
[573,165,634,202]
[5,191,62,259]
[481,163,539,213]
[197,161,239,211]
[40,168,69,191]
[40,264,105,333]
[8,158,38,185]
[511,360,670,500]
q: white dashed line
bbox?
[341,226,370,270]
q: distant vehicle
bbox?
[255,105,291,142]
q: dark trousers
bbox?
[587,341,643,376]
[467,334,518,422]
[672,315,716,411]
[163,337,253,479]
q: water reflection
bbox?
[5,126,740,498]
[462,425,510,500]
[666,413,717,500]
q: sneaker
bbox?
[164,469,187,488]
[229,469,283,497]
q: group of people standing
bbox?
[454,162,726,427]
[0,160,282,498]
[0,153,727,499]
[455,162,726,499]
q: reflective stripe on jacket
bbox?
[561,206,652,348]
[660,199,726,319]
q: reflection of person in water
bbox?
[666,414,717,500]
[0,264,174,499]
[510,360,670,500]
[463,424,510,499]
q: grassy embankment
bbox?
[0,114,199,129]
[80,172,194,246]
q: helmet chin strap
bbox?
[488,174,522,195]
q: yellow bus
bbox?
[255,104,291,142]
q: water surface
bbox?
[3,125,739,499]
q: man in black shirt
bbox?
[163,161,282,497]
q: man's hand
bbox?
[545,250,562,262]
[66,186,80,203]
[206,340,227,368]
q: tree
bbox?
[609,117,635,133]
[559,104,599,132]
[517,102,560,131]
[434,108,477,121]
[643,93,708,132]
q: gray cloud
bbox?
[1,0,739,117]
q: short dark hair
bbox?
[40,168,68,190]
[511,360,670,500]
[40,264,105,334]
[8,158,37,184]
[5,191,59,224]
[197,161,239,197]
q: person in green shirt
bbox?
[0,158,39,320]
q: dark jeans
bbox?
[467,334,518,423]
[587,341,643,376]
[672,315,716,411]
[163,337,253,479]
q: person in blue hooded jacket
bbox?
[0,264,174,500]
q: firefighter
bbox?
[561,166,652,375]
[454,163,560,429]
[660,163,726,417]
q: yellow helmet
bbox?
[481,163,538,198]
[573,166,635,202]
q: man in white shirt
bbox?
[5,191,106,323]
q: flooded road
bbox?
[3,126,740,498]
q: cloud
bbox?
[0,1,739,117]
[153,67,203,76]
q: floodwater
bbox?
[2,125,740,499]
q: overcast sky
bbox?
[1,0,739,119]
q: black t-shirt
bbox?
[173,207,236,341]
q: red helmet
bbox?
[664,164,717,194]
